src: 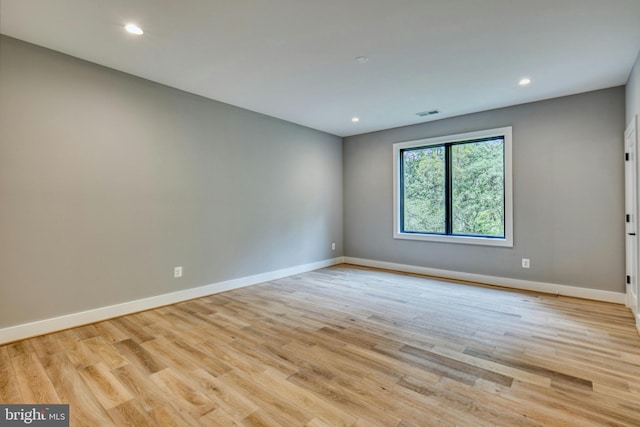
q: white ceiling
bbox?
[1,1,640,137]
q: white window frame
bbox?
[393,126,513,247]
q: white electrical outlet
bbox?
[174,266,183,278]
[522,258,530,269]
[331,242,336,251]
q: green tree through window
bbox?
[402,146,445,233]
[451,139,504,237]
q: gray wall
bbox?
[628,50,640,127]
[344,88,625,292]
[0,36,343,328]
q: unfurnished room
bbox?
[1,1,640,426]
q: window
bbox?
[393,127,512,247]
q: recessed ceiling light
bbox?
[354,56,369,64]
[352,117,360,123]
[519,77,531,86]
[124,23,144,35]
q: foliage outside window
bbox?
[393,127,513,247]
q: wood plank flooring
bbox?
[1,264,640,426]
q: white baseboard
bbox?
[0,257,345,345]
[626,287,640,334]
[3,256,630,345]
[344,257,626,304]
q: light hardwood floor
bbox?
[1,265,640,426]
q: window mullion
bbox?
[445,144,452,235]
[399,149,406,233]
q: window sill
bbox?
[394,231,513,247]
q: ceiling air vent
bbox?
[416,110,440,117]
